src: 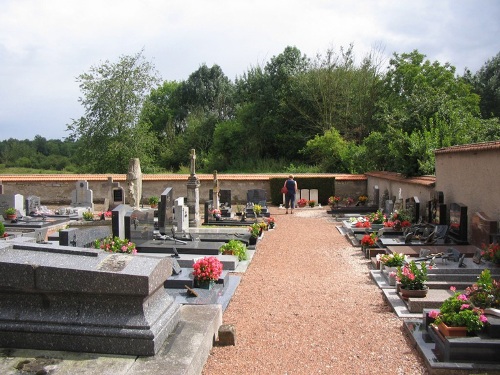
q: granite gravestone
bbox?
[428,191,446,225]
[373,185,380,208]
[25,195,41,216]
[405,196,420,223]
[174,197,189,233]
[158,187,174,235]
[448,203,468,244]
[124,208,156,246]
[470,211,498,248]
[70,180,94,210]
[0,194,24,218]
[59,226,113,248]
[111,204,133,240]
[384,200,394,216]
[0,242,180,356]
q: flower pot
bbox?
[6,214,17,220]
[370,223,383,230]
[437,322,468,337]
[400,286,428,299]
[249,236,257,245]
[195,280,215,290]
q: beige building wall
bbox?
[435,141,500,237]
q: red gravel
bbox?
[202,208,428,375]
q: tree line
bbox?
[1,46,499,176]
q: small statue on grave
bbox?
[127,158,142,209]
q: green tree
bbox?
[465,51,500,119]
[67,50,160,173]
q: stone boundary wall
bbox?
[0,174,365,206]
[365,172,436,220]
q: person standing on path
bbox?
[283,175,298,214]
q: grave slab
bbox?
[0,242,180,356]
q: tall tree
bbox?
[465,51,500,119]
[67,50,160,173]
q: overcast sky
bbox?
[1,0,499,141]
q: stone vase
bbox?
[195,280,215,290]
[382,265,398,286]
[437,322,468,337]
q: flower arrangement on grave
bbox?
[429,286,488,333]
[328,196,341,207]
[308,200,316,207]
[4,207,16,219]
[358,195,368,203]
[253,204,263,216]
[219,240,248,261]
[388,209,412,226]
[464,269,500,309]
[368,209,386,225]
[192,256,223,283]
[297,198,308,207]
[379,252,406,267]
[360,232,378,247]
[248,223,261,238]
[481,242,500,265]
[343,197,354,206]
[265,216,276,229]
[82,211,94,221]
[355,220,371,228]
[93,236,137,254]
[396,260,429,290]
[148,196,159,207]
[210,208,221,219]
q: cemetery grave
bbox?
[0,171,267,374]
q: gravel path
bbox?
[202,208,428,375]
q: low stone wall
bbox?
[0,174,366,206]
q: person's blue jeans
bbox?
[285,193,295,209]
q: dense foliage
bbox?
[1,46,499,176]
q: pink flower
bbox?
[450,286,456,292]
[460,304,470,310]
[428,310,440,319]
[480,315,488,323]
[457,294,467,301]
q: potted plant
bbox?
[93,236,137,254]
[235,204,244,216]
[253,204,262,216]
[4,207,17,220]
[148,196,159,208]
[266,216,276,229]
[368,209,386,229]
[396,260,429,298]
[357,195,368,205]
[211,208,222,220]
[328,196,341,207]
[464,269,500,309]
[343,197,354,206]
[308,200,316,208]
[82,211,94,221]
[192,256,223,289]
[481,242,500,265]
[378,252,407,285]
[297,198,308,207]
[248,223,261,245]
[219,240,248,261]
[429,286,488,336]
